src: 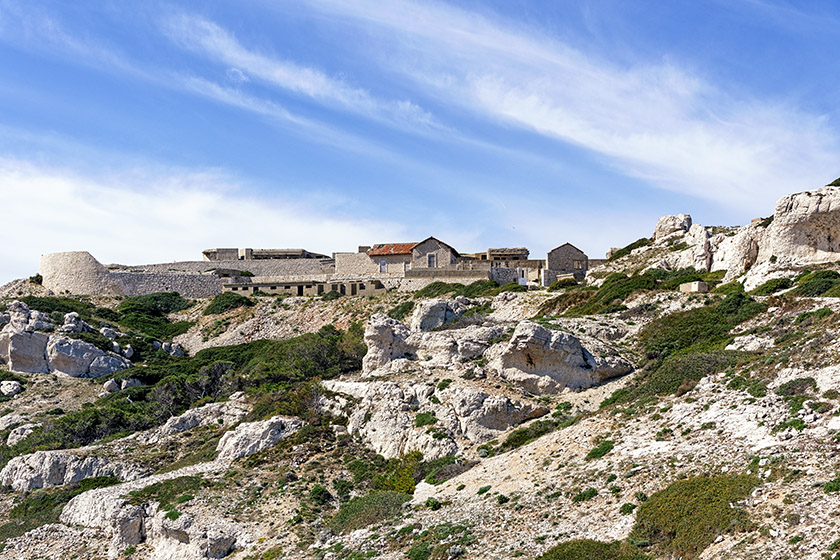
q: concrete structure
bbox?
[463,248,530,261]
[679,281,709,294]
[203,248,329,261]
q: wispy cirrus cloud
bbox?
[163,14,440,132]
[301,0,840,213]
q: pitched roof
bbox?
[367,242,418,256]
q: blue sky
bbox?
[1,0,839,282]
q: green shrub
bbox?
[322,289,343,301]
[548,278,578,291]
[127,476,208,511]
[775,377,817,397]
[572,488,598,503]
[792,270,840,297]
[711,282,744,295]
[608,238,652,262]
[387,301,415,321]
[329,491,410,534]
[830,177,840,186]
[751,277,792,296]
[496,494,510,505]
[537,539,650,560]
[620,503,637,515]
[203,292,254,315]
[500,419,557,451]
[415,412,438,427]
[437,379,453,391]
[309,484,333,505]
[477,485,491,495]
[117,293,194,339]
[795,307,833,324]
[631,475,760,558]
[824,478,840,493]
[585,440,614,461]
[19,296,94,319]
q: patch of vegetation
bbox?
[536,539,650,560]
[711,282,744,295]
[727,375,767,398]
[117,292,194,339]
[830,177,840,187]
[585,440,615,461]
[631,475,760,558]
[824,478,840,494]
[795,307,833,324]
[791,270,840,297]
[776,377,817,397]
[750,277,792,296]
[499,419,557,452]
[412,279,507,300]
[608,238,652,262]
[322,289,343,301]
[203,292,254,315]
[548,278,578,291]
[18,296,94,319]
[415,412,438,427]
[0,476,119,546]
[387,301,415,321]
[572,487,598,503]
[436,379,453,391]
[329,490,410,534]
[127,475,210,512]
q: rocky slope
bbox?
[5,185,840,559]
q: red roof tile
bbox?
[367,242,418,256]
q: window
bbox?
[379,259,387,273]
[404,259,411,271]
[573,260,583,270]
[428,254,437,268]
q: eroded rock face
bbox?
[323,380,547,460]
[409,298,468,332]
[0,451,147,492]
[6,423,38,446]
[215,416,303,461]
[488,321,633,394]
[146,510,240,560]
[653,214,692,241]
[138,399,250,445]
[0,331,49,373]
[362,314,413,373]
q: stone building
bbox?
[544,243,589,283]
[336,237,460,275]
[463,248,530,261]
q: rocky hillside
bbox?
[4,186,840,559]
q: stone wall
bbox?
[491,267,522,285]
[334,252,378,275]
[118,259,335,276]
[111,272,222,298]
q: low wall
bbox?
[111,272,222,298]
[114,258,335,276]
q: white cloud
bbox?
[164,14,439,132]
[302,0,840,213]
[0,157,406,282]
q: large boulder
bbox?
[0,331,49,373]
[2,301,52,333]
[0,450,147,491]
[488,321,633,394]
[0,379,22,397]
[362,314,413,373]
[215,416,303,461]
[409,298,468,332]
[653,214,692,241]
[57,312,94,334]
[758,186,840,264]
[46,335,131,377]
[145,510,240,560]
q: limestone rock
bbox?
[0,414,26,430]
[0,450,146,491]
[0,330,49,373]
[653,214,692,241]
[3,301,52,333]
[409,298,468,332]
[488,321,633,394]
[215,416,303,461]
[139,400,250,445]
[100,327,120,339]
[89,354,133,377]
[103,379,120,393]
[362,314,413,374]
[47,336,104,376]
[146,510,239,560]
[57,312,94,334]
[725,335,775,352]
[121,378,141,390]
[6,422,38,446]
[122,345,135,359]
[0,379,22,396]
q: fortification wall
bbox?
[491,267,521,285]
[110,272,222,298]
[117,259,335,276]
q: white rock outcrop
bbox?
[46,335,132,378]
[362,314,413,373]
[488,321,633,394]
[138,399,250,445]
[409,298,468,332]
[0,379,22,396]
[324,380,547,460]
[6,423,38,446]
[215,415,303,461]
[0,330,49,373]
[653,214,692,241]
[0,450,148,491]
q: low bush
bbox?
[415,412,438,427]
[19,296,94,319]
[329,490,410,534]
[387,301,415,321]
[548,278,578,291]
[631,475,760,558]
[203,292,254,315]
[117,293,194,339]
[712,282,744,295]
[795,307,833,324]
[608,238,652,261]
[585,440,614,461]
[792,270,840,297]
[751,277,792,296]
[500,419,557,452]
[537,539,650,560]
[775,377,817,397]
[572,488,598,503]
